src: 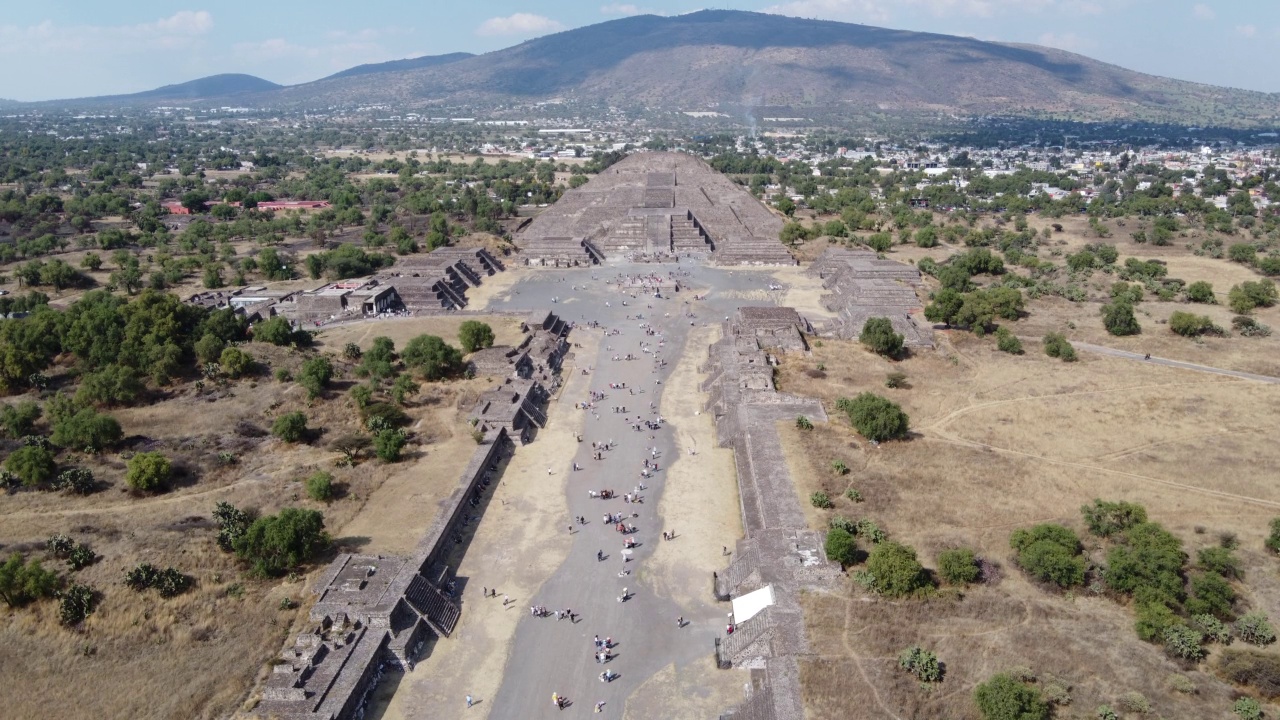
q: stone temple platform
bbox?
[516,152,794,267]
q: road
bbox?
[1068,340,1280,384]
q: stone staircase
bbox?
[712,235,796,266]
[720,683,776,720]
[521,237,599,267]
[715,542,760,599]
[672,213,713,253]
[598,217,648,255]
[719,608,773,666]
[404,574,461,637]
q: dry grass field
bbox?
[772,328,1280,718]
[0,318,510,720]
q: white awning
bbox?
[731,584,775,624]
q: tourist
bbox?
[466,694,473,708]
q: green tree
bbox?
[253,316,308,346]
[75,364,144,407]
[202,265,224,289]
[1101,300,1141,336]
[1043,332,1077,361]
[924,288,964,327]
[1229,280,1278,314]
[859,317,904,357]
[836,393,910,442]
[298,356,334,399]
[973,673,1049,720]
[0,400,42,438]
[458,321,496,353]
[865,541,933,597]
[232,507,330,577]
[1010,524,1085,588]
[1169,311,1218,337]
[1103,522,1186,604]
[0,553,59,607]
[193,333,226,364]
[272,412,308,443]
[825,527,859,566]
[5,445,57,487]
[51,407,123,451]
[402,334,462,381]
[374,429,406,462]
[1186,571,1236,620]
[218,347,253,378]
[995,327,1023,354]
[775,195,795,217]
[306,471,335,502]
[213,501,252,552]
[938,548,981,585]
[1229,244,1258,265]
[1186,281,1215,303]
[125,451,171,492]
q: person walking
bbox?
[676,616,684,628]
[466,694,474,708]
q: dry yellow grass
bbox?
[774,333,1280,718]
[0,328,502,719]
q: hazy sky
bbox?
[3,1,1277,101]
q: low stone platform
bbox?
[808,247,932,347]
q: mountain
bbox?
[45,74,283,107]
[320,52,474,82]
[262,10,1277,125]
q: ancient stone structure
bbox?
[466,311,570,383]
[808,247,932,347]
[295,280,401,324]
[376,247,505,312]
[517,152,794,266]
[704,308,843,720]
[253,313,567,720]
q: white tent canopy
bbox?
[731,584,775,624]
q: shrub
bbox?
[1168,674,1197,694]
[1234,316,1273,337]
[1186,281,1215,303]
[51,407,122,451]
[1267,518,1280,554]
[58,583,95,626]
[1229,243,1259,265]
[232,507,330,577]
[831,460,849,475]
[1229,280,1278,314]
[253,316,309,346]
[402,334,462,381]
[1010,524,1085,588]
[124,563,192,597]
[825,527,859,566]
[5,444,56,487]
[856,519,887,544]
[938,548,981,585]
[298,356,334,399]
[374,429,406,462]
[1104,522,1186,603]
[0,553,59,607]
[1117,692,1150,714]
[859,317,904,357]
[1234,697,1264,720]
[1163,623,1206,661]
[306,471,335,502]
[272,412,308,443]
[1191,613,1233,644]
[844,487,863,502]
[1169,311,1219,337]
[350,385,373,409]
[1101,300,1141,336]
[219,347,253,378]
[795,415,813,430]
[1199,546,1242,579]
[865,541,933,597]
[974,673,1049,720]
[1135,599,1181,641]
[1081,499,1147,538]
[125,451,172,492]
[1043,332,1077,361]
[213,501,252,552]
[867,232,892,252]
[458,321,496,353]
[1095,706,1118,720]
[342,342,362,360]
[810,491,833,509]
[1236,612,1277,647]
[391,374,418,405]
[836,393,909,442]
[0,400,42,438]
[898,646,943,682]
[194,333,226,364]
[884,371,908,389]
[995,327,1023,354]
[1218,648,1280,698]
[66,543,95,571]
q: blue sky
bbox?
[2,1,1277,101]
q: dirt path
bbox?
[1047,339,1280,384]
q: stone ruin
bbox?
[252,313,569,720]
[517,152,794,266]
[465,310,570,384]
[703,307,844,720]
[374,247,505,312]
[808,247,932,347]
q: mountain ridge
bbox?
[22,11,1280,125]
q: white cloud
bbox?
[1192,3,1215,20]
[1037,31,1095,52]
[0,11,215,55]
[602,3,642,14]
[232,27,418,77]
[1235,24,1257,37]
[476,13,565,37]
